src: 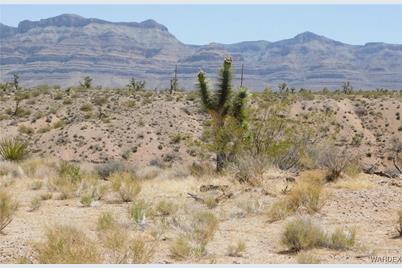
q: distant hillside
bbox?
[1,14,402,90]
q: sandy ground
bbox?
[1,164,401,264]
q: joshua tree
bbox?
[12,74,20,92]
[342,81,353,94]
[278,82,288,94]
[127,78,145,92]
[169,65,178,95]
[197,57,248,172]
[80,76,92,89]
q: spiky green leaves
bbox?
[231,87,249,124]
[217,57,233,113]
[197,71,213,111]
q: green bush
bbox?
[281,217,327,251]
[0,138,28,161]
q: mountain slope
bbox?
[1,14,402,90]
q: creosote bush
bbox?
[35,225,101,263]
[110,171,141,202]
[0,138,28,161]
[0,191,18,234]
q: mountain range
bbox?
[1,14,402,90]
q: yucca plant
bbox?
[0,138,28,161]
[197,57,249,171]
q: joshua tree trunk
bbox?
[216,152,226,172]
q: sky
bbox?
[1,5,402,45]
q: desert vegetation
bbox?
[0,58,401,264]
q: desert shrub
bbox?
[48,162,82,198]
[97,212,116,231]
[204,196,218,209]
[80,103,93,112]
[129,200,148,225]
[96,161,126,179]
[129,236,155,263]
[281,217,327,252]
[78,174,107,202]
[111,171,141,202]
[191,211,219,251]
[52,119,65,129]
[18,125,34,135]
[236,195,264,215]
[40,192,52,201]
[35,225,101,263]
[396,210,402,237]
[38,126,51,133]
[297,253,320,264]
[329,227,356,250]
[169,235,192,260]
[0,191,18,234]
[170,211,219,259]
[29,197,41,212]
[0,138,28,161]
[227,240,246,257]
[315,144,357,181]
[92,96,108,106]
[80,194,93,207]
[231,153,268,186]
[30,180,43,190]
[189,161,214,177]
[267,170,326,222]
[155,200,178,216]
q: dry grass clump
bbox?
[129,200,149,225]
[30,180,43,190]
[281,217,327,252]
[78,174,107,206]
[329,227,356,250]
[95,212,154,263]
[0,138,28,161]
[268,170,326,222]
[129,236,155,263]
[170,211,219,260]
[0,191,18,234]
[154,200,178,216]
[35,225,101,263]
[97,212,116,231]
[110,171,141,202]
[48,162,82,199]
[333,177,375,190]
[297,253,320,264]
[227,240,247,257]
[281,217,356,252]
[29,197,41,212]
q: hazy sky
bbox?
[1,5,402,45]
